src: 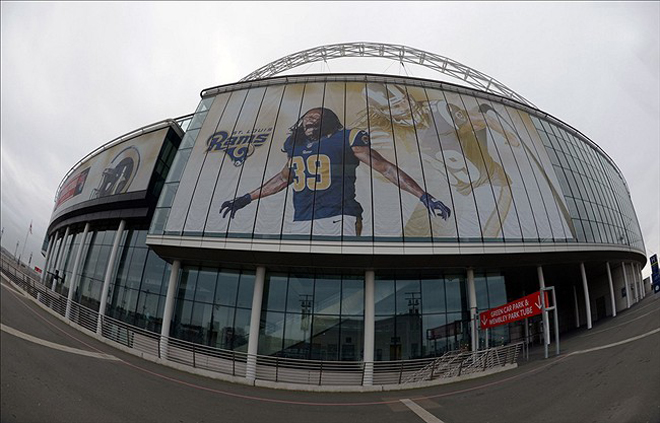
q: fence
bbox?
[1,256,522,389]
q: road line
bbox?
[400,399,445,423]
[570,327,660,356]
[1,323,120,361]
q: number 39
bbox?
[291,154,331,192]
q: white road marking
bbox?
[400,399,445,423]
[570,327,660,356]
[1,323,120,361]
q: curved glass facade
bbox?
[150,75,642,250]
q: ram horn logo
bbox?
[90,146,140,199]
[206,129,272,166]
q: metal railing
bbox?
[1,257,521,389]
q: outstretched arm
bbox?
[352,146,425,198]
[220,162,292,218]
[352,146,451,220]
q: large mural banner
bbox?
[167,81,573,241]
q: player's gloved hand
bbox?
[420,193,451,220]
[220,193,252,219]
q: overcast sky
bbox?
[1,2,658,278]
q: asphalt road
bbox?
[1,272,659,423]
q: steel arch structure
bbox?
[240,42,535,107]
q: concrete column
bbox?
[363,270,375,386]
[467,268,478,351]
[40,234,55,284]
[573,285,580,328]
[96,220,126,335]
[631,262,640,303]
[606,262,616,317]
[65,223,90,320]
[51,227,70,291]
[537,266,550,345]
[159,259,181,359]
[636,263,645,299]
[580,262,592,329]
[622,262,631,309]
[245,266,266,382]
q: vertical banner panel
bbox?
[423,88,481,240]
[504,108,553,240]
[519,114,573,240]
[311,82,346,239]
[205,86,268,236]
[364,83,404,239]
[463,95,523,240]
[408,86,458,240]
[389,84,432,240]
[166,93,231,233]
[184,90,249,234]
[485,101,539,241]
[344,82,373,240]
[454,93,503,240]
[226,85,286,237]
[253,84,305,238]
[281,82,326,239]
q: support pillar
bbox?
[580,262,592,329]
[159,259,181,359]
[606,262,616,317]
[573,285,580,328]
[636,263,645,299]
[245,266,266,382]
[538,266,550,345]
[51,227,69,291]
[631,262,640,303]
[40,234,55,284]
[622,262,631,309]
[65,223,90,320]
[467,268,478,351]
[363,270,375,386]
[96,220,126,335]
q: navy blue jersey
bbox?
[282,128,370,221]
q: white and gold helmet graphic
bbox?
[367,84,425,127]
[90,146,141,199]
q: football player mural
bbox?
[220,107,451,236]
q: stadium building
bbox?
[39,43,647,386]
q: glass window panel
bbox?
[487,274,507,307]
[259,310,285,355]
[177,267,198,301]
[232,308,251,352]
[262,273,288,312]
[375,278,395,315]
[423,313,448,356]
[286,273,314,314]
[236,271,255,309]
[171,299,194,340]
[125,247,147,290]
[395,278,421,316]
[210,304,235,350]
[194,267,218,304]
[141,250,167,295]
[421,278,446,314]
[135,290,161,332]
[375,314,397,361]
[445,275,464,312]
[313,274,341,315]
[281,313,311,359]
[340,316,363,361]
[215,269,239,306]
[310,314,340,361]
[475,273,489,311]
[341,276,364,316]
[189,302,214,345]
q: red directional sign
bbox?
[479,291,548,330]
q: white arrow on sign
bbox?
[535,294,542,310]
[481,314,488,327]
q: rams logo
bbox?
[206,129,272,166]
